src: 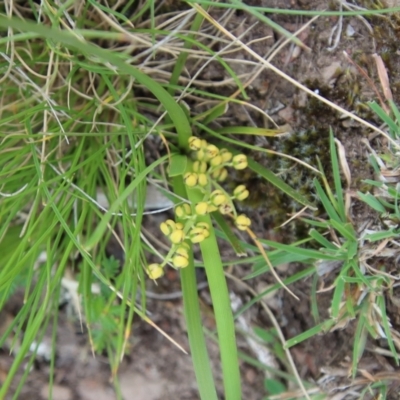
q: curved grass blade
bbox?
[248,158,315,209]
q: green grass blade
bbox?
[169,154,188,177]
[216,126,282,136]
[284,320,335,348]
[243,251,312,278]
[237,267,315,318]
[358,192,387,213]
[313,178,341,223]
[262,240,345,261]
[248,158,315,209]
[363,229,398,241]
[309,229,337,250]
[368,101,398,137]
[187,187,242,400]
[331,275,345,318]
[389,100,400,136]
[200,103,228,126]
[173,177,218,400]
[377,295,399,365]
[181,262,219,400]
[329,220,356,242]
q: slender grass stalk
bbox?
[171,175,218,399]
[187,189,242,400]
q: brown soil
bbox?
[2,1,400,399]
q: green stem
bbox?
[173,176,218,400]
[187,189,242,400]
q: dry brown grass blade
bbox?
[334,138,352,219]
[373,53,393,103]
[334,138,351,189]
[141,314,188,354]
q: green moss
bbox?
[235,72,374,238]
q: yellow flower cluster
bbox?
[159,217,211,247]
[145,136,252,280]
[145,208,211,279]
[183,137,249,190]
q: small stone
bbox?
[346,23,355,37]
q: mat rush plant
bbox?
[4,3,397,399]
[0,10,312,396]
[0,17,313,399]
[145,137,251,280]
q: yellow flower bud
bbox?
[160,219,176,236]
[210,190,227,207]
[200,139,208,148]
[175,245,189,258]
[193,161,208,173]
[211,168,228,182]
[233,185,249,201]
[147,263,164,279]
[204,144,219,160]
[170,229,185,244]
[172,254,189,268]
[198,173,208,187]
[209,155,223,167]
[219,203,233,215]
[220,149,233,163]
[189,227,206,243]
[196,221,208,229]
[175,222,184,230]
[196,222,210,238]
[235,214,251,230]
[218,168,228,182]
[211,169,221,179]
[188,136,202,151]
[195,202,209,215]
[184,172,198,187]
[196,149,206,161]
[175,204,191,218]
[232,154,248,170]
